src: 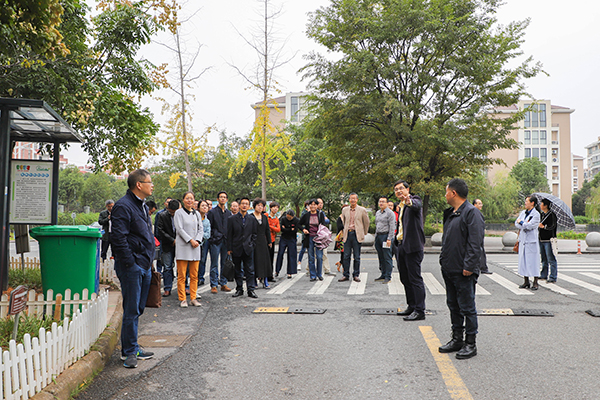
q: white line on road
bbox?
[423,272,446,295]
[475,284,490,295]
[552,274,600,294]
[307,275,335,295]
[269,272,304,294]
[388,272,405,295]
[580,272,600,282]
[484,273,534,295]
[537,281,577,295]
[347,272,368,295]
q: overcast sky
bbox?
[66,0,600,166]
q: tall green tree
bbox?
[0,0,178,173]
[80,171,112,212]
[58,165,84,211]
[509,157,550,199]
[572,173,600,216]
[302,0,542,216]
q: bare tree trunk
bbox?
[176,29,193,192]
[260,0,269,200]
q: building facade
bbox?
[572,154,584,193]
[489,100,574,208]
[585,136,600,180]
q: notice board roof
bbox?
[0,98,83,143]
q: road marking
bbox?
[475,284,490,295]
[307,275,335,295]
[197,284,212,294]
[483,274,534,295]
[269,272,304,294]
[419,326,474,400]
[537,281,577,295]
[560,274,600,294]
[347,272,368,295]
[580,272,600,282]
[423,272,446,295]
[387,272,405,295]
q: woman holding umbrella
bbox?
[515,195,541,290]
[538,198,558,283]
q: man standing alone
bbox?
[439,179,484,360]
[111,169,155,368]
[338,193,369,282]
[394,180,426,321]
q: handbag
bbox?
[146,268,162,308]
[550,237,559,256]
[222,254,235,282]
[513,231,520,253]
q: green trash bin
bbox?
[30,225,102,297]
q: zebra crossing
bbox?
[193,260,600,297]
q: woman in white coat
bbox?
[174,191,204,307]
[515,195,541,290]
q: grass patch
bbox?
[8,268,43,292]
[557,231,587,240]
[0,313,62,347]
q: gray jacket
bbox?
[174,208,204,261]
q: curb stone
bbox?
[30,292,123,400]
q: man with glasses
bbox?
[207,191,233,294]
[111,169,156,368]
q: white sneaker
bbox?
[191,299,202,307]
[180,300,188,308]
[297,262,302,271]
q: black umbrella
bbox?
[531,193,576,230]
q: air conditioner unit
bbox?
[552,158,558,163]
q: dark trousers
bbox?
[233,252,256,292]
[442,270,478,335]
[101,238,111,260]
[396,246,426,313]
[342,231,361,278]
[275,237,297,275]
[374,233,393,280]
[114,260,151,357]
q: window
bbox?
[532,130,539,145]
[524,148,531,158]
[524,103,546,128]
[540,148,547,162]
[539,104,546,127]
[524,130,531,144]
[531,104,538,127]
[524,104,530,127]
[540,130,547,145]
[532,148,539,159]
[290,96,299,122]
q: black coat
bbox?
[538,211,557,241]
[207,206,232,245]
[395,195,425,253]
[279,216,300,240]
[253,213,272,278]
[440,201,484,274]
[98,209,111,240]
[156,211,176,253]
[227,212,258,257]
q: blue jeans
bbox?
[539,241,558,281]
[308,236,323,279]
[276,237,297,275]
[298,242,307,262]
[114,259,152,357]
[161,249,175,291]
[442,270,478,335]
[374,234,393,280]
[155,244,163,274]
[342,231,361,278]
[198,243,210,284]
[210,241,229,287]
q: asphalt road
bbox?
[77,252,600,400]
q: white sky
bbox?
[65,0,600,167]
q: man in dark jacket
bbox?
[439,178,484,360]
[98,200,114,261]
[394,180,427,321]
[207,191,233,294]
[227,197,258,298]
[110,169,155,368]
[156,199,179,297]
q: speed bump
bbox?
[479,308,553,317]
[359,308,436,316]
[253,307,326,314]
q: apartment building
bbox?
[489,100,574,208]
[585,136,600,180]
[572,154,584,192]
[251,92,308,129]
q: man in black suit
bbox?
[156,199,179,297]
[394,180,427,321]
[98,200,114,261]
[227,197,258,299]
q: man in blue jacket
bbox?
[111,169,156,368]
[439,178,484,360]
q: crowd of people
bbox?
[99,169,561,368]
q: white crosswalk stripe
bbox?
[347,273,368,295]
[559,274,600,294]
[537,280,577,295]
[475,284,490,295]
[483,273,534,295]
[269,272,304,294]
[307,276,335,295]
[423,272,445,295]
[387,272,405,295]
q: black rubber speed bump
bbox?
[253,307,326,314]
[479,308,553,317]
[585,310,600,317]
[359,308,436,316]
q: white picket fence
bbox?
[9,256,117,284]
[0,290,109,400]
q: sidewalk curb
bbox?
[30,292,123,400]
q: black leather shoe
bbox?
[248,291,258,299]
[338,276,350,282]
[397,308,414,316]
[439,330,464,353]
[232,291,244,298]
[456,334,477,359]
[403,311,425,321]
